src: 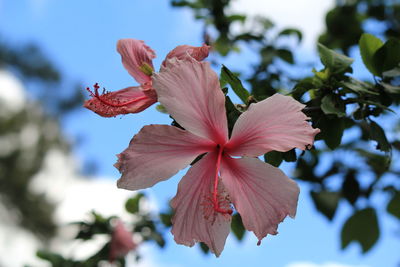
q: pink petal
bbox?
[171,152,231,257]
[115,125,215,190]
[225,94,320,157]
[84,86,157,117]
[152,57,228,144]
[162,44,210,66]
[109,220,136,262]
[117,39,156,84]
[221,156,299,243]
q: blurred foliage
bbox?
[37,193,166,266]
[0,37,84,241]
[169,0,400,255]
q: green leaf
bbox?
[277,49,294,64]
[383,67,400,77]
[310,190,341,220]
[374,38,400,74]
[341,78,378,95]
[387,191,400,219]
[318,117,345,149]
[381,82,400,94]
[199,242,210,254]
[359,34,384,76]
[159,213,173,227]
[150,232,166,248]
[278,28,303,42]
[369,120,391,152]
[227,14,246,23]
[342,171,360,205]
[341,208,380,253]
[225,95,242,136]
[231,213,245,240]
[317,43,354,74]
[125,193,145,214]
[264,151,283,167]
[321,95,346,117]
[220,65,250,103]
[282,148,297,162]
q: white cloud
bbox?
[0,69,26,114]
[286,262,370,267]
[230,0,335,49]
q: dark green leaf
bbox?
[277,49,294,64]
[264,151,283,167]
[199,242,210,254]
[369,120,391,152]
[341,208,379,253]
[317,43,354,74]
[374,39,400,74]
[234,33,263,42]
[278,28,303,42]
[342,171,360,205]
[318,117,345,149]
[387,191,400,219]
[321,95,346,117]
[231,213,245,241]
[151,232,166,248]
[125,193,145,214]
[359,34,384,76]
[282,149,297,162]
[225,96,242,136]
[220,65,250,103]
[159,213,173,227]
[310,190,341,220]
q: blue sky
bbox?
[0,1,398,266]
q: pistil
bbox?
[212,145,232,215]
[86,83,148,108]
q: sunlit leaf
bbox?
[317,43,354,73]
[359,33,384,76]
[220,65,250,103]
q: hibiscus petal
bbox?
[152,58,228,144]
[162,44,210,66]
[221,156,299,243]
[115,125,215,190]
[171,152,231,257]
[117,39,156,84]
[84,86,157,117]
[226,94,320,156]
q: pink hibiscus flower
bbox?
[84,39,210,117]
[109,220,137,262]
[114,57,320,256]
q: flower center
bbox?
[86,83,148,108]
